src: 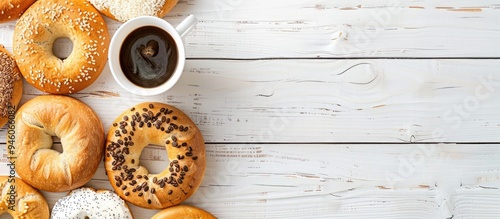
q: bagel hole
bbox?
[139,144,170,175]
[1,214,13,219]
[52,136,64,153]
[52,37,73,60]
[52,143,64,154]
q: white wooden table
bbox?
[2,0,500,218]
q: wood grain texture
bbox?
[1,0,500,58]
[1,59,499,143]
[2,143,498,218]
[141,0,500,58]
[1,0,499,218]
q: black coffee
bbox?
[120,26,178,88]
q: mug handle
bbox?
[175,14,198,38]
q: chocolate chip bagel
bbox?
[105,102,206,209]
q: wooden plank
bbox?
[3,0,499,58]
[170,0,500,58]
[2,143,499,218]
[2,59,499,143]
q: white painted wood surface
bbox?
[1,0,500,218]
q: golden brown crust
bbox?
[0,0,36,23]
[88,0,178,22]
[105,102,206,209]
[13,95,105,192]
[152,205,217,219]
[13,0,110,94]
[157,0,178,18]
[0,45,23,128]
[0,176,50,219]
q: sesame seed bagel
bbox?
[88,0,178,22]
[13,0,110,94]
[0,176,50,219]
[152,205,216,219]
[0,0,36,23]
[105,102,206,209]
[0,45,23,128]
[51,187,134,219]
[12,95,105,192]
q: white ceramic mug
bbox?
[108,15,197,96]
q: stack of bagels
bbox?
[0,0,215,218]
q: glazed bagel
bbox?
[13,0,110,94]
[105,102,206,209]
[51,187,133,219]
[0,176,50,219]
[0,0,36,23]
[88,0,178,22]
[152,205,216,219]
[0,45,23,128]
[12,95,105,192]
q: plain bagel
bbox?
[88,0,179,22]
[105,102,206,209]
[152,205,216,219]
[0,0,36,23]
[12,95,105,192]
[0,45,23,128]
[51,187,133,219]
[13,0,110,94]
[0,176,50,219]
